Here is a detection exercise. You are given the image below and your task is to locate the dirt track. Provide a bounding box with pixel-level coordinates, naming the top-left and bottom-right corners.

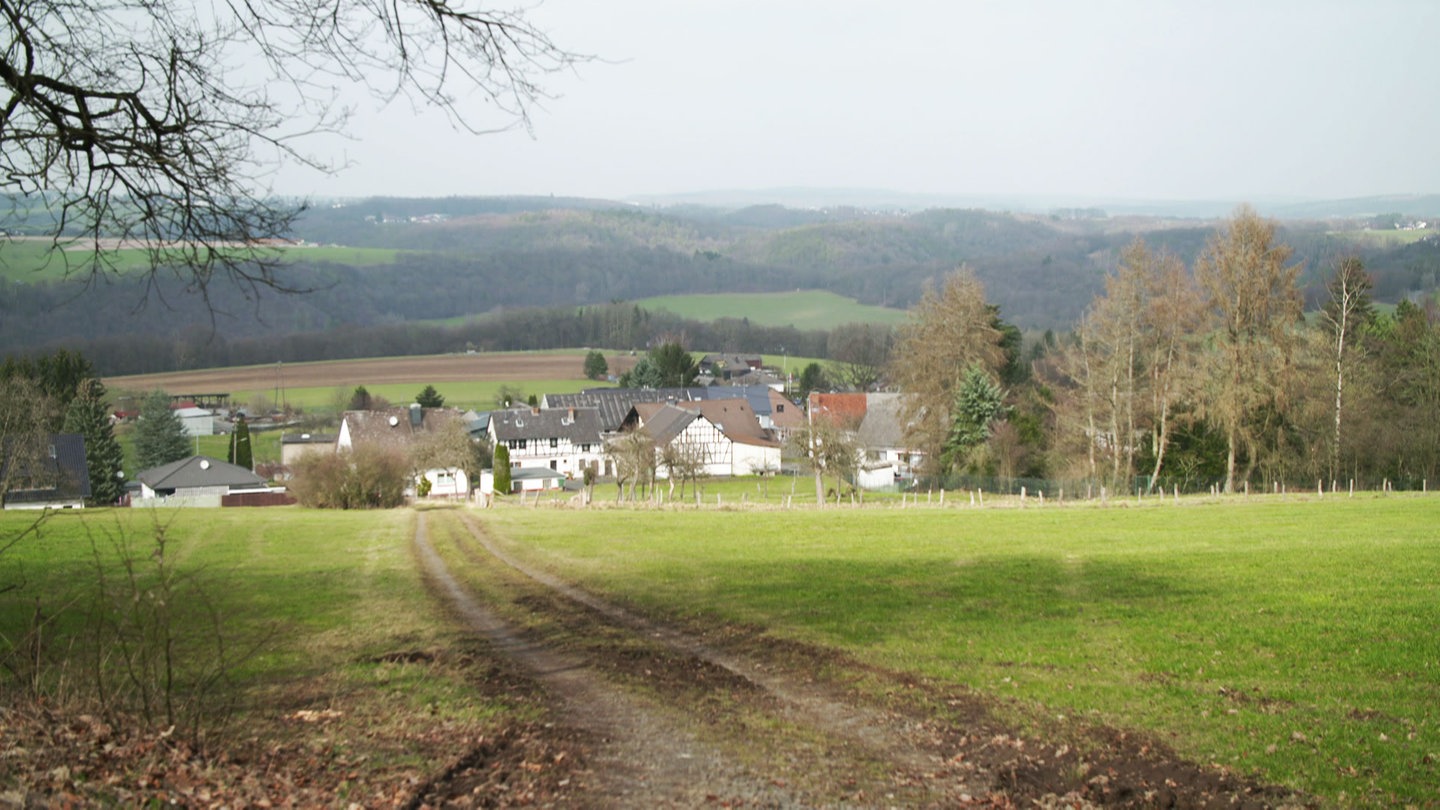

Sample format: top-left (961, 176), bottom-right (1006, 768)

top-left (103, 351), bottom-right (636, 393)
top-left (412, 507), bottom-right (1311, 808)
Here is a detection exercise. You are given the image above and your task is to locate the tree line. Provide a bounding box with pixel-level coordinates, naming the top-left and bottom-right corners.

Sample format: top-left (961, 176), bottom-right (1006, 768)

top-left (890, 206), bottom-right (1440, 493)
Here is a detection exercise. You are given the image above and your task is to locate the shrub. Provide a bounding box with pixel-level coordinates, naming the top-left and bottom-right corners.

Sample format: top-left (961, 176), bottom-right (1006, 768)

top-left (291, 447), bottom-right (409, 508)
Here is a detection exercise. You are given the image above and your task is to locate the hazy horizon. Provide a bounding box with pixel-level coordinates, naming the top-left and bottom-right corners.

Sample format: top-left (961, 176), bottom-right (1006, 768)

top-left (273, 1), bottom-right (1440, 205)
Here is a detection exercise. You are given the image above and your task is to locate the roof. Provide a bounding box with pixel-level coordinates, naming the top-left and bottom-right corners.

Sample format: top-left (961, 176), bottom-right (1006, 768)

top-left (136, 455), bottom-right (267, 490)
top-left (1, 433), bottom-right (91, 503)
top-left (856, 393), bottom-right (908, 449)
top-left (631, 398), bottom-right (779, 449)
top-left (340, 407), bottom-right (467, 451)
top-left (490, 407), bottom-right (604, 444)
top-left (544, 384), bottom-right (784, 432)
top-left (767, 390), bottom-right (806, 429)
top-left (543, 388), bottom-right (710, 432)
top-left (174, 407), bottom-right (212, 419)
top-left (808, 392), bottom-right (868, 429)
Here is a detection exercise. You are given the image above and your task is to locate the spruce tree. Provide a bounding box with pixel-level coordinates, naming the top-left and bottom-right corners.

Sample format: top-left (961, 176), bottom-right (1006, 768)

top-left (133, 390), bottom-right (192, 471)
top-left (61, 378), bottom-right (126, 504)
top-left (228, 415), bottom-right (253, 470)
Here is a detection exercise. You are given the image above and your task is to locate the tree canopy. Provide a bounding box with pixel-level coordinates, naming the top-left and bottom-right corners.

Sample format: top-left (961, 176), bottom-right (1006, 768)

top-left (2, 0), bottom-right (582, 297)
top-left (133, 390), bottom-right (191, 471)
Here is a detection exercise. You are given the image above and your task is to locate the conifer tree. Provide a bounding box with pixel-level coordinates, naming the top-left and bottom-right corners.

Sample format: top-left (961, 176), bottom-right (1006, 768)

top-left (228, 415), bottom-right (253, 471)
top-left (61, 378), bottom-right (126, 504)
top-left (134, 390), bottom-right (192, 471)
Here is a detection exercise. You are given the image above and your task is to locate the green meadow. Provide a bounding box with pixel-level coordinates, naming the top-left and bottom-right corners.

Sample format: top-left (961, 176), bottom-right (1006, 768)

top-left (0, 240), bottom-right (403, 283)
top-left (4, 497), bottom-right (1435, 805)
top-left (478, 496), bottom-right (1440, 806)
top-left (0, 508), bottom-right (530, 751)
top-left (634, 290), bottom-right (909, 331)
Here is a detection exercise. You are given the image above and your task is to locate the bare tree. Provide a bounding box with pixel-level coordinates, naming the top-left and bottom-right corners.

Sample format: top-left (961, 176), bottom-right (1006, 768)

top-left (827, 322), bottom-right (893, 391)
top-left (1321, 256), bottom-right (1374, 480)
top-left (659, 440), bottom-right (707, 503)
top-left (607, 428), bottom-right (654, 503)
top-left (1194, 206), bottom-right (1302, 493)
top-left (1, 0), bottom-right (582, 298)
top-left (888, 266), bottom-right (1005, 476)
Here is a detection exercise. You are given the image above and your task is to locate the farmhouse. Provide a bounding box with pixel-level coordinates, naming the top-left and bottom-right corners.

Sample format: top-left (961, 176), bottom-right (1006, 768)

top-left (624, 398), bottom-right (782, 477)
top-left (488, 406), bottom-right (604, 478)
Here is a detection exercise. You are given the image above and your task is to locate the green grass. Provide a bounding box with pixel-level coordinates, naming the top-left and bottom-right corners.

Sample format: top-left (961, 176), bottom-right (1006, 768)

top-left (0, 240), bottom-right (403, 283)
top-left (0, 508), bottom-right (526, 748)
top-left (255, 377), bottom-right (606, 412)
top-left (634, 290), bottom-right (909, 331)
top-left (477, 496), bottom-right (1440, 806)
top-left (1328, 229), bottom-right (1436, 247)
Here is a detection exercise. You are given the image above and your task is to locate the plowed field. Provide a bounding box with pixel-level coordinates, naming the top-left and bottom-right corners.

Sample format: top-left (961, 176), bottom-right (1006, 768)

top-left (105, 351), bottom-right (633, 393)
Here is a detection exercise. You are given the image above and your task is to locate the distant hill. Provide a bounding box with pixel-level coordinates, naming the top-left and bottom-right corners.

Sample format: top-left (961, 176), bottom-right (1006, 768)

top-left (5, 194), bottom-right (1439, 374)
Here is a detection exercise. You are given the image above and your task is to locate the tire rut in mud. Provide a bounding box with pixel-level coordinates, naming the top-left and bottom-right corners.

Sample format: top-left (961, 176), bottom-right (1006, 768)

top-left (419, 509), bottom-right (1315, 808)
top-left (413, 511), bottom-right (806, 807)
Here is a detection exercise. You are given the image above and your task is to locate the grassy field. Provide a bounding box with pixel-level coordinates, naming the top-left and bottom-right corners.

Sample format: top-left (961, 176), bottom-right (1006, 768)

top-left (0, 507), bottom-right (535, 801)
top-left (0, 240), bottom-right (403, 283)
top-left (634, 290), bottom-right (909, 331)
top-left (477, 496), bottom-right (1440, 806)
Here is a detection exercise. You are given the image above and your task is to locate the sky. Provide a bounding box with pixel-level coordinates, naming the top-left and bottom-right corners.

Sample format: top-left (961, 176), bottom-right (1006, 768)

top-left (273, 1), bottom-right (1440, 204)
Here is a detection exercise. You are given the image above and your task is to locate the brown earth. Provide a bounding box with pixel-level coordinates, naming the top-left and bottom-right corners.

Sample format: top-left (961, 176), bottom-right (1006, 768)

top-left (103, 351), bottom-right (637, 394)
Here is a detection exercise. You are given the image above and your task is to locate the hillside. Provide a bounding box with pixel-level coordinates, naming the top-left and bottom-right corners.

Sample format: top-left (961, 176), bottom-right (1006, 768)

top-left (3, 195), bottom-right (1439, 374)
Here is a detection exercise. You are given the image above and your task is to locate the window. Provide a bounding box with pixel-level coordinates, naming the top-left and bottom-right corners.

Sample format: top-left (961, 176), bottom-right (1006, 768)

top-left (549, 460), bottom-right (557, 470)
top-left (581, 443), bottom-right (591, 453)
top-left (549, 437), bottom-right (558, 449)
top-left (776, 403), bottom-right (784, 413)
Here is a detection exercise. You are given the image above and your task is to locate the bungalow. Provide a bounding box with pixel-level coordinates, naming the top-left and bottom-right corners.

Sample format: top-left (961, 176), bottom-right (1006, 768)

top-left (134, 455), bottom-right (273, 506)
top-left (1, 434), bottom-right (90, 510)
top-left (488, 406), bottom-right (605, 478)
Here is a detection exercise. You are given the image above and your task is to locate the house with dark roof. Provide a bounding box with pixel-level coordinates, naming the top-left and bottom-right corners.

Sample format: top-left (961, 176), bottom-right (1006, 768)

top-left (543, 384), bottom-right (795, 435)
top-left (337, 405), bottom-right (472, 498)
top-left (1, 433), bottom-right (91, 510)
top-left (488, 406), bottom-right (605, 478)
top-left (134, 455), bottom-right (271, 506)
top-left (625, 398), bottom-right (782, 477)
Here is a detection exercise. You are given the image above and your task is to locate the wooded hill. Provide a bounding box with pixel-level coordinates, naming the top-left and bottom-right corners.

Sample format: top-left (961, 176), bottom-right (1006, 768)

top-left (3, 196), bottom-right (1437, 375)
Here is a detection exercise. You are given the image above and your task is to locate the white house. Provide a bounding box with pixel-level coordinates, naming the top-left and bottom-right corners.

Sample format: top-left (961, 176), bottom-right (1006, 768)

top-left (488, 406), bottom-right (605, 478)
top-left (627, 399), bottom-right (782, 478)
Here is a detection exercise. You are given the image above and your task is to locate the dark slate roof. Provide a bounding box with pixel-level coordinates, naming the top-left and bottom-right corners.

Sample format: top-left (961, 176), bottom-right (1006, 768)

top-left (631, 403), bottom-right (699, 446)
top-left (632, 398), bottom-right (779, 449)
top-left (542, 388), bottom-right (709, 432)
top-left (136, 455), bottom-right (267, 490)
top-left (490, 407), bottom-right (604, 444)
top-left (1, 433), bottom-right (90, 503)
top-left (544, 385), bottom-right (781, 432)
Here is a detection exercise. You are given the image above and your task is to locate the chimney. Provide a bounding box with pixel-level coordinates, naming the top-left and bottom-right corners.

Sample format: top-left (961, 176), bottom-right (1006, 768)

top-left (409, 403), bottom-right (422, 428)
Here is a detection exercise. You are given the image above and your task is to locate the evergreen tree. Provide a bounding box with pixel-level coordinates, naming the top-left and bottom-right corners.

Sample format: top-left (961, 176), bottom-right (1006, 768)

top-left (493, 445), bottom-right (511, 494)
top-left (348, 385), bottom-right (373, 410)
top-left (61, 378), bottom-right (126, 504)
top-left (941, 365), bottom-right (1008, 473)
top-left (133, 390), bottom-right (191, 471)
top-left (583, 350), bottom-right (609, 381)
top-left (415, 384), bottom-right (445, 407)
top-left (228, 415), bottom-right (253, 470)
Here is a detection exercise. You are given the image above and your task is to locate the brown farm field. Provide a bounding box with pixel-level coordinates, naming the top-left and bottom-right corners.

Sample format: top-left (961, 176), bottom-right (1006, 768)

top-left (104, 351), bottom-right (638, 410)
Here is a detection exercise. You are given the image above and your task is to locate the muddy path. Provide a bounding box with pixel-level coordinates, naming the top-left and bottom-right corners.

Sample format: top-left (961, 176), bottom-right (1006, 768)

top-left (413, 509), bottom-right (1311, 808)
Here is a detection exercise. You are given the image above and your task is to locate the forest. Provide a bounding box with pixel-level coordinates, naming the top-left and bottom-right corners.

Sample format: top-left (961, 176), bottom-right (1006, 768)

top-left (3, 196), bottom-right (1439, 376)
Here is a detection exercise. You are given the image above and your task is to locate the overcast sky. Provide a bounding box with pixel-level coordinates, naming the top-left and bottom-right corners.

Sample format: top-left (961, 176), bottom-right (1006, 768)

top-left (274, 1), bottom-right (1440, 204)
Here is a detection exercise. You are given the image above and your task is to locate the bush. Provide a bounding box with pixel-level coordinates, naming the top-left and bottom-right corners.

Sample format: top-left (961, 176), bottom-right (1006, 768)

top-left (291, 447), bottom-right (409, 508)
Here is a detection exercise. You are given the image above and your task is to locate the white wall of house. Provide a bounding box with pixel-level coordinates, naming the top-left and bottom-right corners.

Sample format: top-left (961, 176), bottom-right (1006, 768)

top-left (732, 440), bottom-right (782, 477)
top-left (497, 434), bottom-right (603, 477)
top-left (421, 467), bottom-right (469, 498)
